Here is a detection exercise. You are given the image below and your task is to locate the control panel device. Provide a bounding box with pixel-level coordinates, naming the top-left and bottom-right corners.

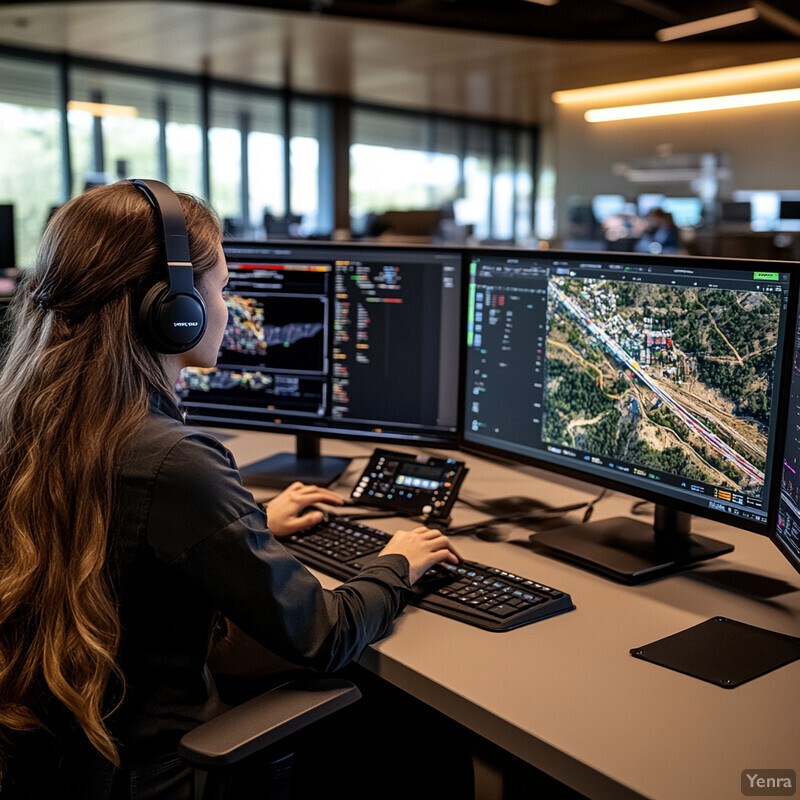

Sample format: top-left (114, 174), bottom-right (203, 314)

top-left (351, 448), bottom-right (467, 520)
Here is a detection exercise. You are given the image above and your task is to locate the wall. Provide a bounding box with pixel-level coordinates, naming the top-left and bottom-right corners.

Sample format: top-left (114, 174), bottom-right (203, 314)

top-left (551, 77), bottom-right (800, 240)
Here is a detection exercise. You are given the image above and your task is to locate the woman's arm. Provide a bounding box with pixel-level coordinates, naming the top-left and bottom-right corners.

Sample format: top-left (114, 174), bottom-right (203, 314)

top-left (146, 432), bottom-right (415, 672)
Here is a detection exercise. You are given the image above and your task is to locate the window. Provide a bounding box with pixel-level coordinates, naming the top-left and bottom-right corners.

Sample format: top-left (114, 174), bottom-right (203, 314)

top-left (0, 48), bottom-right (538, 260)
top-left (351, 108), bottom-right (535, 243)
top-left (515, 130), bottom-right (534, 241)
top-left (0, 54), bottom-right (63, 267)
top-left (209, 88), bottom-right (285, 235)
top-left (463, 125), bottom-right (492, 240)
top-left (68, 69), bottom-right (203, 197)
top-left (164, 88), bottom-right (204, 197)
top-left (350, 109), bottom-right (461, 233)
top-left (291, 99), bottom-right (324, 235)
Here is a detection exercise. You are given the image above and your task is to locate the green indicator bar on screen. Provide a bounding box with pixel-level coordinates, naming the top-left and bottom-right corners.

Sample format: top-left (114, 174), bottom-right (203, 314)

top-left (754, 271), bottom-right (779, 280)
top-left (467, 283), bottom-right (477, 347)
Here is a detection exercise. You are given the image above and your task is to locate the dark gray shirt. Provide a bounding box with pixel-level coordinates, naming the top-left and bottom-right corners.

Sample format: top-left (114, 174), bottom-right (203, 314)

top-left (112, 394), bottom-right (412, 762)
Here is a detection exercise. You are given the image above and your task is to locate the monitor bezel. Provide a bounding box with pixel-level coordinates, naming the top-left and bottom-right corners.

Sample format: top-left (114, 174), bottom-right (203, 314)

top-left (458, 245), bottom-right (799, 536)
top-left (186, 238), bottom-right (468, 450)
top-left (765, 260), bottom-right (800, 573)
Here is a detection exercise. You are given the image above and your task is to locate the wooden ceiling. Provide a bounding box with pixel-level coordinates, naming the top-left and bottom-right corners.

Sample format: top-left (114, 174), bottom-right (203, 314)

top-left (0, 1), bottom-right (798, 124)
top-left (229, 0), bottom-right (800, 42)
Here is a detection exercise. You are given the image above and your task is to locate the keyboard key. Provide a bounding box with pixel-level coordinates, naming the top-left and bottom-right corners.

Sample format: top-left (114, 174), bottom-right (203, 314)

top-left (488, 604), bottom-right (516, 617)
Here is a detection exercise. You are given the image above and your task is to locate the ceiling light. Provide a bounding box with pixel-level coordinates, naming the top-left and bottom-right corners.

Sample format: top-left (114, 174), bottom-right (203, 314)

top-left (584, 87), bottom-right (800, 122)
top-left (66, 100), bottom-right (138, 118)
top-left (656, 8), bottom-right (759, 42)
top-left (522, 0), bottom-right (560, 5)
top-left (551, 57), bottom-right (800, 105)
top-left (753, 1), bottom-right (800, 36)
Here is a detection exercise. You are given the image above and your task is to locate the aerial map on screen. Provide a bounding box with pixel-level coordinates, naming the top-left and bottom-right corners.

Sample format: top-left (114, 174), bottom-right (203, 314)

top-left (544, 275), bottom-right (779, 496)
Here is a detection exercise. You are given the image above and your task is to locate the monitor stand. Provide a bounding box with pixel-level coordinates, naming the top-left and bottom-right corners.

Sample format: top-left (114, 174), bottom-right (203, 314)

top-left (530, 505), bottom-right (733, 584)
top-left (239, 433), bottom-right (351, 490)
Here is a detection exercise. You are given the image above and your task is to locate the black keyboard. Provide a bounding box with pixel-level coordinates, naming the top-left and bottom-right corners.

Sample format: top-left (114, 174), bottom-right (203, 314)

top-left (283, 517), bottom-right (574, 631)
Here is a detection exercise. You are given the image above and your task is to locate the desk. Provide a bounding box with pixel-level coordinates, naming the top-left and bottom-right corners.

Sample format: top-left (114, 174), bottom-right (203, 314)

top-left (218, 429), bottom-right (800, 800)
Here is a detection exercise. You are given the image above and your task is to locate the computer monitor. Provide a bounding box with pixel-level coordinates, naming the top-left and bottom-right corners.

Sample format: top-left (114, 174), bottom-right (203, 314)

top-left (779, 200), bottom-right (800, 221)
top-left (0, 205), bottom-right (15, 271)
top-left (177, 241), bottom-right (464, 487)
top-left (719, 201), bottom-right (752, 224)
top-left (637, 195), bottom-right (703, 229)
top-left (769, 287), bottom-right (800, 576)
top-left (592, 195), bottom-right (627, 222)
top-left (636, 194), bottom-right (664, 218)
top-left (461, 247), bottom-right (795, 583)
top-left (660, 197), bottom-right (704, 229)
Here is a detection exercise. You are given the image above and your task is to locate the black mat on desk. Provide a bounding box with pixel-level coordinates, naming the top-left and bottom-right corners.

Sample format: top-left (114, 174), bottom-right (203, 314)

top-left (631, 617), bottom-right (800, 688)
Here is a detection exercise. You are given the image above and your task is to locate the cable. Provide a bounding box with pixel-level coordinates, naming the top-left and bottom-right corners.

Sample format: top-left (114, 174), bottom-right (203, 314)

top-left (581, 488), bottom-right (608, 523)
top-left (446, 488), bottom-right (610, 538)
top-left (456, 495), bottom-right (506, 512)
top-left (444, 502), bottom-right (584, 536)
top-left (455, 494), bottom-right (554, 513)
top-left (630, 499), bottom-right (654, 517)
top-left (448, 509), bottom-right (545, 533)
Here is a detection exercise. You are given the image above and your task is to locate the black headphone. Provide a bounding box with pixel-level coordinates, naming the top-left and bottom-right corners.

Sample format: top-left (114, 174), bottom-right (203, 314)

top-left (130, 178), bottom-right (207, 354)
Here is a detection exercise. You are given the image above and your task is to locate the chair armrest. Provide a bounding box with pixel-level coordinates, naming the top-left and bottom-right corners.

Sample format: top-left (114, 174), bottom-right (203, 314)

top-left (177, 677), bottom-right (361, 768)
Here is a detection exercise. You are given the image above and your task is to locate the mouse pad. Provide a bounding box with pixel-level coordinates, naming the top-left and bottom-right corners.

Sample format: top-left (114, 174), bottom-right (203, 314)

top-left (631, 616), bottom-right (800, 688)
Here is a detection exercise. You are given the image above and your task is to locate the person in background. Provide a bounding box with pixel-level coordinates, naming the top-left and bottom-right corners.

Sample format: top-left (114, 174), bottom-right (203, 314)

top-left (634, 207), bottom-right (680, 254)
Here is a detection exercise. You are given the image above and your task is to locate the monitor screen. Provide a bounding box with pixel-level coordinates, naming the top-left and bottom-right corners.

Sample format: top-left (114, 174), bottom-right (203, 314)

top-left (779, 200), bottom-right (800, 221)
top-left (719, 201), bottom-right (752, 223)
top-left (462, 248), bottom-right (794, 581)
top-left (660, 197), bottom-right (704, 229)
top-left (771, 291), bottom-right (800, 575)
top-left (592, 195), bottom-right (627, 222)
top-left (0, 205), bottom-right (15, 271)
top-left (178, 241), bottom-right (463, 487)
top-left (637, 194), bottom-right (664, 217)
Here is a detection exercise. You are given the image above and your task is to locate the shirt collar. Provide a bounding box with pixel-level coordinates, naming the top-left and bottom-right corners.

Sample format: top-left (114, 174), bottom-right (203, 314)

top-left (149, 393), bottom-right (186, 424)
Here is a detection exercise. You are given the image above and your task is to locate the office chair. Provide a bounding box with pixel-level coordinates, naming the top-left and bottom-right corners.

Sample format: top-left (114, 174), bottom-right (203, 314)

top-left (178, 675), bottom-right (361, 800)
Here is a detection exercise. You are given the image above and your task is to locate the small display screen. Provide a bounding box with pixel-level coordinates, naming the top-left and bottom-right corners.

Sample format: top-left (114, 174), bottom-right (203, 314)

top-left (395, 462), bottom-right (449, 490)
top-left (351, 449), bottom-right (467, 519)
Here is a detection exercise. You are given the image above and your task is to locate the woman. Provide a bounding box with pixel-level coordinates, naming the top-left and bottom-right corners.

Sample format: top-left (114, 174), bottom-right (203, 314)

top-left (0, 181), bottom-right (458, 798)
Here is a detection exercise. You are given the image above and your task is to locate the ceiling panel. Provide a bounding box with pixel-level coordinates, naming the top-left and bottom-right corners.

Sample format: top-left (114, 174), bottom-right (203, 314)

top-left (181, 0), bottom-right (800, 43)
top-left (0, 1), bottom-right (798, 123)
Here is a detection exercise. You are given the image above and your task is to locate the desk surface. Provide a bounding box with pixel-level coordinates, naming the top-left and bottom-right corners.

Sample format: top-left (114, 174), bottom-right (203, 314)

top-left (218, 429), bottom-right (800, 800)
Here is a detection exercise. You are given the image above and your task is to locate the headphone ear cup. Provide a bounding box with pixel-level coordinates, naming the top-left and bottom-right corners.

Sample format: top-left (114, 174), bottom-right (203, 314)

top-left (139, 281), bottom-right (207, 354)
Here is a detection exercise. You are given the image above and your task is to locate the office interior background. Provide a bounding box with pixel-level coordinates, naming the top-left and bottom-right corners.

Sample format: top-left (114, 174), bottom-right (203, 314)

top-left (1, 0), bottom-right (800, 274)
top-left (1, 5), bottom-right (800, 798)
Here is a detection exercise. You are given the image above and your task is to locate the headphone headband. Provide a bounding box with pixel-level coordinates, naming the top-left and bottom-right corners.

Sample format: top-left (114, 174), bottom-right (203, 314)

top-left (131, 179), bottom-right (195, 295)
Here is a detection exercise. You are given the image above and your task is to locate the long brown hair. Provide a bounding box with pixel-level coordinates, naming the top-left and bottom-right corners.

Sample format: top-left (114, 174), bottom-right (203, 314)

top-left (0, 182), bottom-right (222, 767)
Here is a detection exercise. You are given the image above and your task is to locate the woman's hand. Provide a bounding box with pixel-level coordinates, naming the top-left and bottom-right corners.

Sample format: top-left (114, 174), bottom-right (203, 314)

top-left (265, 481), bottom-right (345, 537)
top-left (379, 526), bottom-right (460, 585)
